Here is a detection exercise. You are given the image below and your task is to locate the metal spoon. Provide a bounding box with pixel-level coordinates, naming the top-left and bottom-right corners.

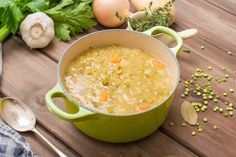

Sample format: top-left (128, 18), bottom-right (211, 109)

top-left (0, 43), bottom-right (3, 84)
top-left (0, 97), bottom-right (67, 157)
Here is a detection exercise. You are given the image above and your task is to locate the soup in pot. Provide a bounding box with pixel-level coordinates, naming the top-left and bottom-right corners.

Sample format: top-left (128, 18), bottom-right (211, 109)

top-left (64, 45), bottom-right (172, 115)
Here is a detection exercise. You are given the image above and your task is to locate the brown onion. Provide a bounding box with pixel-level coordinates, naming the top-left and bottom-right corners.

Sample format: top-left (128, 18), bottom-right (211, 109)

top-left (93, 0), bottom-right (130, 28)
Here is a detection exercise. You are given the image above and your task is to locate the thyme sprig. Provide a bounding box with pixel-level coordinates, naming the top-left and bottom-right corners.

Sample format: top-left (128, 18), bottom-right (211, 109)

top-left (117, 0), bottom-right (174, 32)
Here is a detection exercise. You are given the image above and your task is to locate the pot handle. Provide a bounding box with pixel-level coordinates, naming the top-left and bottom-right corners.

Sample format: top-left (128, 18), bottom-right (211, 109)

top-left (45, 83), bottom-right (95, 122)
top-left (143, 26), bottom-right (183, 56)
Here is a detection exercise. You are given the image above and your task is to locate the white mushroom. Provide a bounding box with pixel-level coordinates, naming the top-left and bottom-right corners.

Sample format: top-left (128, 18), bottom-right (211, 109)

top-left (20, 12), bottom-right (55, 49)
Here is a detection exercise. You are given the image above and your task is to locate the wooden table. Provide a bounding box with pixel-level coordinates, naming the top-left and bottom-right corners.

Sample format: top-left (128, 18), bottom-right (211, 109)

top-left (1, 0), bottom-right (235, 156)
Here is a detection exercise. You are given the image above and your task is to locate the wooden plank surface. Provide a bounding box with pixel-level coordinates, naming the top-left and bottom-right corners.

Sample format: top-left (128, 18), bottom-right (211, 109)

top-left (1, 0), bottom-right (235, 156)
top-left (1, 37), bottom-right (197, 157)
top-left (0, 115), bottom-right (78, 157)
top-left (160, 37), bottom-right (236, 156)
top-left (38, 0), bottom-right (236, 155)
top-left (175, 0), bottom-right (236, 53)
top-left (204, 0), bottom-right (236, 15)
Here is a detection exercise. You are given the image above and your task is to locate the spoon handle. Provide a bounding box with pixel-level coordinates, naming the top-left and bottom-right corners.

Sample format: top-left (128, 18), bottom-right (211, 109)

top-left (31, 127), bottom-right (68, 157)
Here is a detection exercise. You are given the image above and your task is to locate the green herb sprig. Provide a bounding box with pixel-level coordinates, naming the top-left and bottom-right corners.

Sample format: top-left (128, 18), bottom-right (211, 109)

top-left (117, 0), bottom-right (174, 32)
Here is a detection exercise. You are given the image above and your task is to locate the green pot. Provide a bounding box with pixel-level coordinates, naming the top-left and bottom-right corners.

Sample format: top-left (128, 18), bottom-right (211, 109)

top-left (45, 26), bottom-right (183, 143)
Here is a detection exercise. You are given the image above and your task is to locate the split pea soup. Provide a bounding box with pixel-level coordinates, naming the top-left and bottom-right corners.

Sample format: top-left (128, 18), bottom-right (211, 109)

top-left (64, 45), bottom-right (172, 115)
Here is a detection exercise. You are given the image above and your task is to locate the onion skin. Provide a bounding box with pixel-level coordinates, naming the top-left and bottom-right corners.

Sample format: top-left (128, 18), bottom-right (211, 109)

top-left (93, 0), bottom-right (130, 28)
top-left (130, 0), bottom-right (176, 26)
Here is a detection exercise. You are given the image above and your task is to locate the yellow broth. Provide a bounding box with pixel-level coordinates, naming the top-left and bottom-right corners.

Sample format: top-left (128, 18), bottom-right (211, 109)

top-left (64, 45), bottom-right (172, 115)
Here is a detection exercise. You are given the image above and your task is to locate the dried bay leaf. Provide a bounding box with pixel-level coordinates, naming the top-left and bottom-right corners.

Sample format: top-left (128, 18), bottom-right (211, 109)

top-left (181, 101), bottom-right (198, 125)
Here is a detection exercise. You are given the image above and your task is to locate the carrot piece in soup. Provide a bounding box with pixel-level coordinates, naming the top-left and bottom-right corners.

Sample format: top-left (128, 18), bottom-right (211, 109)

top-left (137, 103), bottom-right (150, 111)
top-left (111, 55), bottom-right (121, 64)
top-left (100, 91), bottom-right (109, 101)
top-left (153, 60), bottom-right (165, 69)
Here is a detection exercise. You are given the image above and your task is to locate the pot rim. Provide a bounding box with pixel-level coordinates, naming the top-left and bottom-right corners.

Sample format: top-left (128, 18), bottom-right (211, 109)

top-left (57, 29), bottom-right (180, 117)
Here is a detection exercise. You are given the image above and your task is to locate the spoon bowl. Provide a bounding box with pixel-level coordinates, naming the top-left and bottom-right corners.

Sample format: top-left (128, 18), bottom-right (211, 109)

top-left (1, 97), bottom-right (35, 132)
top-left (0, 97), bottom-right (67, 157)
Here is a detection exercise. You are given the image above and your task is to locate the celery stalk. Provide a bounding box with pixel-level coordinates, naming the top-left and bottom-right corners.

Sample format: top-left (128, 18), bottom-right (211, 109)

top-left (0, 25), bottom-right (10, 43)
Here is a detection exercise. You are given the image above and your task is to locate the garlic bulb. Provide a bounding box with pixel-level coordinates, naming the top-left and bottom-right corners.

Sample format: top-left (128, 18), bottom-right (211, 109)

top-left (20, 12), bottom-right (55, 49)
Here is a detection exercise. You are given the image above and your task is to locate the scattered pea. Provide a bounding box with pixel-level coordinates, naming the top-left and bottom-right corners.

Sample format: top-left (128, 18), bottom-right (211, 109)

top-left (184, 91), bottom-right (189, 96)
top-left (222, 78), bottom-right (227, 82)
top-left (181, 94), bottom-right (185, 98)
top-left (182, 122), bottom-right (186, 127)
top-left (229, 88), bottom-right (234, 93)
top-left (213, 99), bottom-right (218, 103)
top-left (227, 51), bottom-right (232, 55)
top-left (203, 74), bottom-right (208, 78)
top-left (213, 125), bottom-right (218, 130)
top-left (183, 49), bottom-right (191, 53)
top-left (223, 93), bottom-right (227, 97)
top-left (219, 108), bottom-right (223, 113)
top-left (225, 74), bottom-right (229, 78)
top-left (204, 101), bottom-right (208, 105)
top-left (208, 66), bottom-right (212, 70)
top-left (196, 68), bottom-right (201, 72)
top-left (210, 92), bottom-right (215, 96)
top-left (169, 122), bottom-right (174, 126)
top-left (229, 111), bottom-right (233, 116)
top-left (197, 92), bottom-right (202, 96)
top-left (224, 112), bottom-right (229, 117)
top-left (207, 77), bottom-right (212, 81)
top-left (203, 118), bottom-right (208, 123)
top-left (221, 67), bottom-right (226, 71)
top-left (198, 127), bottom-right (203, 133)
top-left (217, 79), bottom-right (223, 83)
top-left (226, 107), bottom-right (233, 111)
top-left (208, 95), bottom-right (213, 100)
top-left (192, 131), bottom-right (197, 136)
top-left (213, 108), bottom-right (217, 112)
top-left (200, 46), bottom-right (205, 49)
top-left (185, 81), bottom-right (190, 85)
top-left (228, 103), bottom-right (233, 107)
top-left (201, 107), bottom-right (206, 112)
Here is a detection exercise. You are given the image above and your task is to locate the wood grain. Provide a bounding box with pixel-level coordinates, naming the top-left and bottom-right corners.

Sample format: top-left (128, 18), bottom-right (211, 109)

top-left (159, 33), bottom-right (236, 156)
top-left (175, 0), bottom-right (236, 53)
top-left (21, 124), bottom-right (79, 157)
top-left (204, 0), bottom-right (236, 15)
top-left (1, 37), bottom-right (197, 157)
top-left (1, 0), bottom-right (236, 156)
top-left (37, 15), bottom-right (236, 157)
top-left (0, 116), bottom-right (78, 157)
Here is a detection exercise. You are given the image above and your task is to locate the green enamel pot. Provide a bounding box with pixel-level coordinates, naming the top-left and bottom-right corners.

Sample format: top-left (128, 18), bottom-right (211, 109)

top-left (45, 26), bottom-right (183, 143)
